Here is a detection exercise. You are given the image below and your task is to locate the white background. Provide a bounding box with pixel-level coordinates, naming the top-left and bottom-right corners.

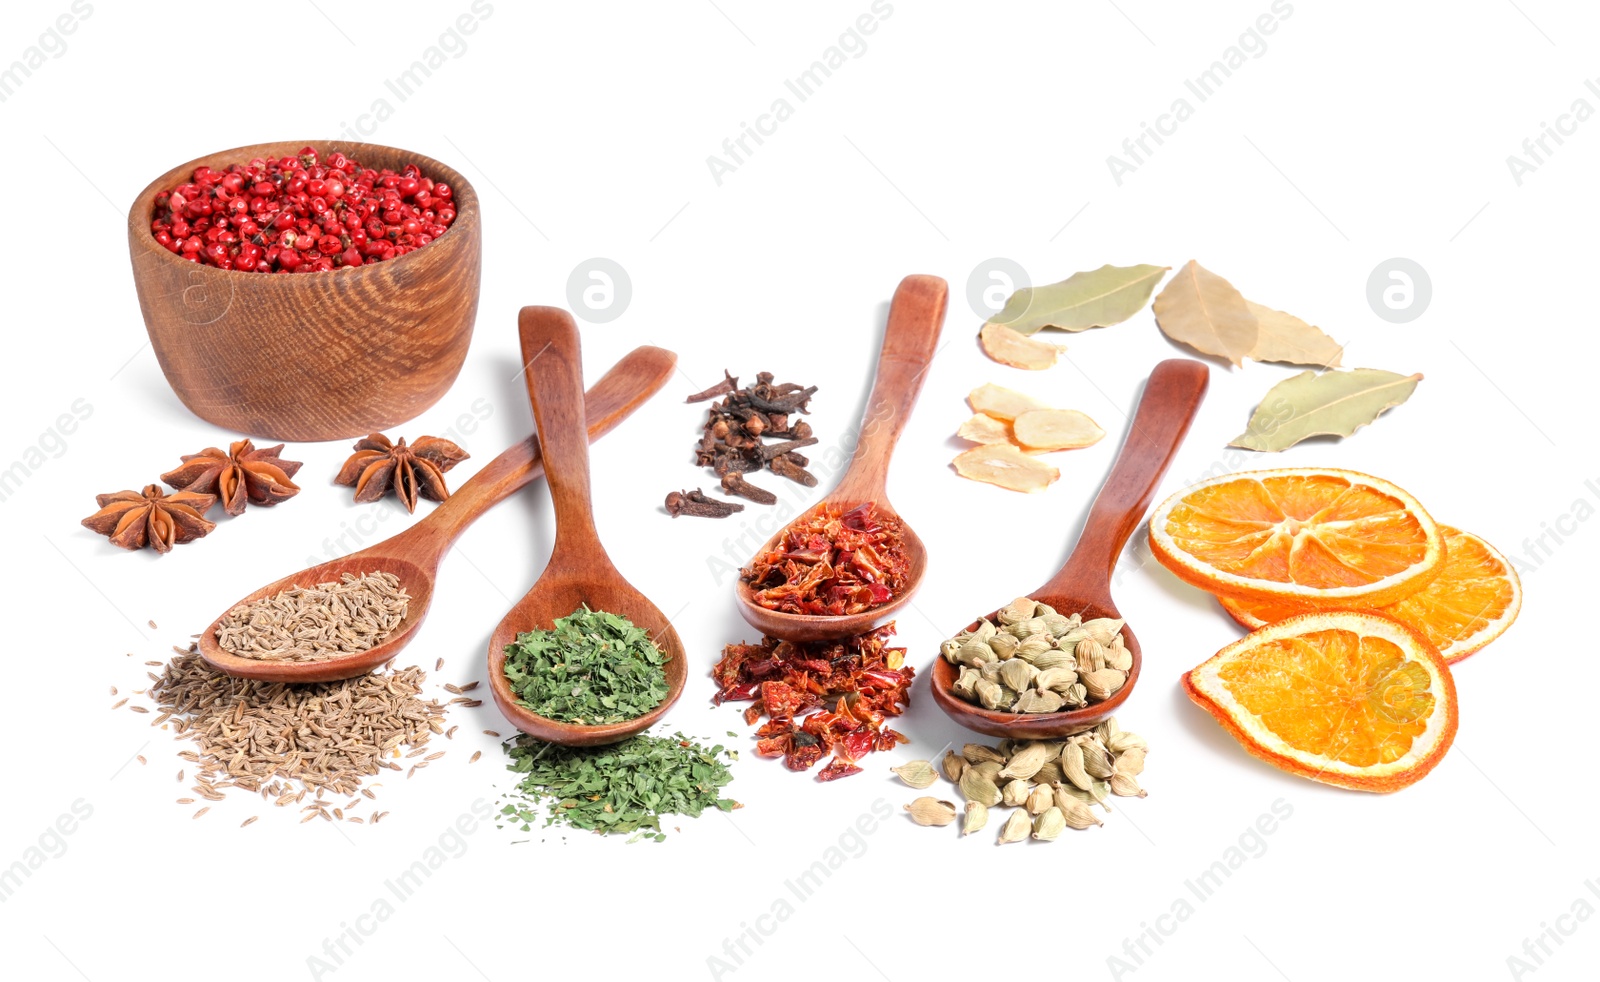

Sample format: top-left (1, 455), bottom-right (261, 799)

top-left (1, 2), bottom-right (1596, 980)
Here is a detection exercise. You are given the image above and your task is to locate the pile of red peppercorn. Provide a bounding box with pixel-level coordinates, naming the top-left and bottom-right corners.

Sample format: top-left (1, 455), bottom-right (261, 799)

top-left (149, 146), bottom-right (458, 273)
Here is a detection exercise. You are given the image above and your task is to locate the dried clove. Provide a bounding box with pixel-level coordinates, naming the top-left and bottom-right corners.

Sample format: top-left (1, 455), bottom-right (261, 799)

top-left (758, 437), bottom-right (819, 461)
top-left (686, 371), bottom-right (739, 404)
top-left (713, 451), bottom-right (762, 476)
top-left (747, 386), bottom-right (818, 414)
top-left (679, 370), bottom-right (822, 509)
top-left (720, 472), bottom-right (778, 505)
top-left (769, 453), bottom-right (817, 487)
top-left (665, 488), bottom-right (745, 519)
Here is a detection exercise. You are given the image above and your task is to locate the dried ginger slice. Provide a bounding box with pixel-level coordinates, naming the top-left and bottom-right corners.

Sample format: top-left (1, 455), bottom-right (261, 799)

top-left (1013, 409), bottom-right (1105, 451)
top-left (967, 383), bottom-right (1048, 422)
top-left (957, 413), bottom-right (1014, 446)
top-left (979, 323), bottom-right (1064, 370)
top-left (952, 445), bottom-right (1060, 493)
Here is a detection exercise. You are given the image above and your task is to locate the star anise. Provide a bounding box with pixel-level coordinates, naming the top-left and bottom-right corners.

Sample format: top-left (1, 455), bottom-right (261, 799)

top-left (160, 439), bottom-right (302, 516)
top-left (82, 485), bottom-right (217, 553)
top-left (334, 433), bottom-right (470, 513)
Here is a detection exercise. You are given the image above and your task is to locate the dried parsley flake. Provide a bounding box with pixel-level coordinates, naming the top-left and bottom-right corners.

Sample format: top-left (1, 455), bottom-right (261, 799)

top-left (500, 732), bottom-right (739, 839)
top-left (501, 605), bottom-right (668, 725)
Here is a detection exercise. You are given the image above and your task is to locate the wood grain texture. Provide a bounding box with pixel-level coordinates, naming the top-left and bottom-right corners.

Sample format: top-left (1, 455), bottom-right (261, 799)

top-left (485, 308), bottom-right (687, 746)
top-left (734, 274), bottom-right (947, 643)
top-left (195, 345), bottom-right (677, 683)
top-left (126, 140), bottom-right (482, 441)
top-left (930, 359), bottom-right (1209, 738)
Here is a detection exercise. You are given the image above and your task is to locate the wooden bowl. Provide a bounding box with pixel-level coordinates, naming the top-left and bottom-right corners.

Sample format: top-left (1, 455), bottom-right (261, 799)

top-left (126, 140), bottom-right (481, 442)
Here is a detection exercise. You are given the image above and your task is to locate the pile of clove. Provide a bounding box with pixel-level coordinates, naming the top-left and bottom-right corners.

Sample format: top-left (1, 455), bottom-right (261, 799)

top-left (665, 371), bottom-right (820, 519)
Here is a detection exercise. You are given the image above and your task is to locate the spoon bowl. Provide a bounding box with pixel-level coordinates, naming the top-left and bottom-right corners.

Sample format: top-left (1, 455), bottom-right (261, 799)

top-left (486, 569), bottom-right (689, 747)
top-left (929, 359), bottom-right (1209, 738)
top-left (485, 307), bottom-right (686, 746)
top-left (930, 598), bottom-right (1143, 739)
top-left (193, 343), bottom-right (678, 683)
top-left (734, 274), bottom-right (947, 643)
top-left (734, 501), bottom-right (929, 644)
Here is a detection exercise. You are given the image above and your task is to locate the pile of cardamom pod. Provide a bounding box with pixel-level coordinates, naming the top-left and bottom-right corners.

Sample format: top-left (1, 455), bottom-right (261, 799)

top-left (896, 718), bottom-right (1147, 844)
top-left (941, 596), bottom-right (1132, 714)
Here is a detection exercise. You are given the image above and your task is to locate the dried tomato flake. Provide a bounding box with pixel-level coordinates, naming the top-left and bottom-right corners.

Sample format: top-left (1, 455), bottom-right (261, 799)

top-left (817, 758), bottom-right (863, 781)
top-left (738, 502), bottom-right (909, 616)
top-left (713, 623), bottom-right (914, 781)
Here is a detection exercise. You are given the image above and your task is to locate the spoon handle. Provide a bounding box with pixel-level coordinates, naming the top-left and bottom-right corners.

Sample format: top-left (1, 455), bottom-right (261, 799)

top-left (416, 343), bottom-right (676, 563)
top-left (832, 274), bottom-right (949, 503)
top-left (517, 306), bottom-right (610, 575)
top-left (1043, 359), bottom-right (1209, 603)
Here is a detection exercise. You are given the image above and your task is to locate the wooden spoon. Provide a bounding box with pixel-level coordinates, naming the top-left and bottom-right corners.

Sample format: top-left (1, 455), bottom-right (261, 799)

top-left (195, 344), bottom-right (677, 683)
top-left (734, 274), bottom-right (948, 643)
top-left (930, 358), bottom-right (1210, 739)
top-left (486, 308), bottom-right (688, 746)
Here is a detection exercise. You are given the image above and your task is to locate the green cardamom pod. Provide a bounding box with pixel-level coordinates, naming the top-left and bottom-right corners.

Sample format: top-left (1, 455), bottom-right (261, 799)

top-left (1040, 613), bottom-right (1073, 637)
top-left (1081, 617), bottom-right (1125, 646)
top-left (957, 639), bottom-right (996, 668)
top-left (1013, 689), bottom-right (1064, 713)
top-left (1053, 791), bottom-right (1102, 830)
top-left (1061, 742), bottom-right (1093, 791)
top-left (940, 749), bottom-right (967, 784)
top-left (1001, 778), bottom-right (1032, 807)
top-left (997, 597), bottom-right (1035, 625)
top-left (1109, 772), bottom-right (1147, 798)
top-left (1025, 784), bottom-right (1055, 815)
top-left (996, 808), bottom-right (1031, 845)
top-left (1082, 668), bottom-right (1127, 702)
top-left (962, 800), bottom-right (988, 836)
top-left (1032, 806), bottom-right (1068, 841)
top-left (1034, 667), bottom-right (1077, 692)
top-left (892, 760), bottom-right (939, 789)
top-left (1107, 730), bottom-right (1147, 755)
top-left (963, 743), bottom-right (1005, 765)
top-left (1115, 748), bottom-right (1145, 777)
top-left (974, 679), bottom-right (1006, 711)
top-left (1000, 743), bottom-right (1051, 780)
top-left (1027, 650), bottom-right (1073, 672)
top-left (998, 659), bottom-right (1035, 692)
top-left (1105, 639), bottom-right (1133, 672)
top-left (987, 633), bottom-right (1020, 660)
top-left (905, 797), bottom-right (959, 826)
top-left (1079, 738), bottom-right (1115, 779)
top-left (1032, 760), bottom-right (1064, 787)
top-left (959, 769), bottom-right (1002, 807)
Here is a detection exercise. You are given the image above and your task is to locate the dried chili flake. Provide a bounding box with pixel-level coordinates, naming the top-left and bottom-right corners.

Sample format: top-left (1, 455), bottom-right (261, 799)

top-left (712, 623), bottom-right (913, 780)
top-left (739, 502), bottom-right (909, 616)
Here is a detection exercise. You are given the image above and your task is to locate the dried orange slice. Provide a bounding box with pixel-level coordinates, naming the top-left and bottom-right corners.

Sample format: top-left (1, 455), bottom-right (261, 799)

top-left (1220, 526), bottom-right (1521, 664)
top-left (1148, 468), bottom-right (1444, 607)
top-left (1183, 611), bottom-right (1457, 792)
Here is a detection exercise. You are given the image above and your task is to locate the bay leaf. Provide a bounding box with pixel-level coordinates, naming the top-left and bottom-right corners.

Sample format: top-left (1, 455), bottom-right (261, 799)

top-left (1152, 260), bottom-right (1258, 366)
top-left (1245, 301), bottom-right (1343, 368)
top-left (986, 264), bottom-right (1169, 335)
top-left (1230, 368), bottom-right (1423, 451)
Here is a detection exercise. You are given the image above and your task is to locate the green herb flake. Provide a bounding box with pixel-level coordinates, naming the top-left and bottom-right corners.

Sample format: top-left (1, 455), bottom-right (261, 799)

top-left (500, 605), bottom-right (669, 725)
top-left (500, 731), bottom-right (739, 838)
